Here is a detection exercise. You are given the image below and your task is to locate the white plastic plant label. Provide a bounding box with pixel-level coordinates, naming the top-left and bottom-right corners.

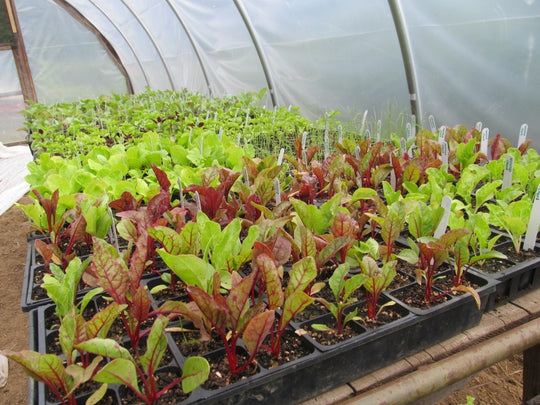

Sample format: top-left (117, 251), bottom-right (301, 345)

top-left (0, 354), bottom-right (7, 388)
top-left (390, 155), bottom-right (396, 190)
top-left (355, 145), bottom-right (360, 160)
top-left (365, 129), bottom-right (371, 141)
top-left (302, 131), bottom-right (307, 151)
top-left (194, 191), bottom-right (201, 214)
top-left (245, 108), bottom-right (250, 126)
top-left (434, 196), bottom-right (452, 238)
top-left (438, 126), bottom-right (446, 142)
top-left (502, 154), bottom-right (514, 190)
top-left (440, 140), bottom-right (449, 172)
top-left (523, 185), bottom-right (540, 251)
top-left (277, 148), bottom-right (284, 166)
top-left (406, 122), bottom-right (412, 140)
top-left (324, 124), bottom-right (329, 159)
top-left (338, 125), bottom-right (343, 145)
top-left (480, 128), bottom-right (489, 156)
top-left (428, 115), bottom-right (436, 134)
top-left (243, 167), bottom-right (250, 187)
top-left (218, 127), bottom-right (223, 141)
top-left (274, 178), bottom-right (281, 205)
top-left (518, 123), bottom-right (528, 148)
top-left (360, 110), bottom-right (368, 134)
top-left (475, 121), bottom-right (483, 131)
top-left (178, 179), bottom-right (185, 208)
top-left (401, 138), bottom-right (407, 158)
top-left (376, 120), bottom-right (382, 142)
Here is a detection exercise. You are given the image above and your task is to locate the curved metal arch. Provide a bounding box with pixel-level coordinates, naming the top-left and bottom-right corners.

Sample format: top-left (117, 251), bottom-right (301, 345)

top-left (164, 0), bottom-right (213, 97)
top-left (119, 0), bottom-right (174, 89)
top-left (388, 0), bottom-right (422, 122)
top-left (86, 0), bottom-right (151, 88)
top-left (232, 0), bottom-right (277, 107)
top-left (55, 0), bottom-right (133, 93)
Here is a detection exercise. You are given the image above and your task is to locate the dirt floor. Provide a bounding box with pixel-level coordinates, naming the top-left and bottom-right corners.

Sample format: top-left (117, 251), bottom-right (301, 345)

top-left (0, 195), bottom-right (527, 405)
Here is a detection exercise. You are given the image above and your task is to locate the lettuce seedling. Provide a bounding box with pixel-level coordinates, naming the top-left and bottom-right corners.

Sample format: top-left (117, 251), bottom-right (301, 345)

top-left (486, 199), bottom-right (533, 254)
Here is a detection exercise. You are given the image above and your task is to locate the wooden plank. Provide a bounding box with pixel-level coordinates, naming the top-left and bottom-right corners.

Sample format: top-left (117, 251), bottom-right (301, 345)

top-left (348, 359), bottom-right (411, 393)
top-left (489, 303), bottom-right (531, 329)
top-left (301, 384), bottom-right (354, 405)
top-left (513, 289), bottom-right (540, 317)
top-left (462, 312), bottom-right (508, 342)
top-left (405, 350), bottom-right (434, 369)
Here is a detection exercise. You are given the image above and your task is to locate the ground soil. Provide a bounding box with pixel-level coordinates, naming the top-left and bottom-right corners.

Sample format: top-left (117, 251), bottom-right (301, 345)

top-left (0, 196), bottom-right (527, 404)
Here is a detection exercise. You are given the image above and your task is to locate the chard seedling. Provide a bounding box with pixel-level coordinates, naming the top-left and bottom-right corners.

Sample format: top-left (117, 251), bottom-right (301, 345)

top-left (289, 192), bottom-right (343, 235)
top-left (366, 199), bottom-right (409, 263)
top-left (398, 229), bottom-right (470, 303)
top-left (312, 263), bottom-right (367, 335)
top-left (78, 316), bottom-right (210, 405)
top-left (361, 256), bottom-right (397, 321)
top-left (255, 247), bottom-right (322, 356)
top-left (290, 223), bottom-right (353, 276)
top-left (451, 238), bottom-right (503, 308)
top-left (188, 272), bottom-right (275, 375)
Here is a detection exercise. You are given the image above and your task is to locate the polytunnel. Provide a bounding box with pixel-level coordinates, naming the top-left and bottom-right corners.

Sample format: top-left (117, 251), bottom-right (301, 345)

top-left (2, 2), bottom-right (540, 405)
top-left (1, 0), bottom-right (539, 149)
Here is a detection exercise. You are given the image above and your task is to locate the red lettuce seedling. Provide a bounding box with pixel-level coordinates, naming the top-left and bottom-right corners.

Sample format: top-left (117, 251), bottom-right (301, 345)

top-left (183, 167), bottom-right (241, 226)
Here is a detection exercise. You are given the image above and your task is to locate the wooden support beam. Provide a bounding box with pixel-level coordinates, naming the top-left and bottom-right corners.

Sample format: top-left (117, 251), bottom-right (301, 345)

top-left (523, 343), bottom-right (540, 402)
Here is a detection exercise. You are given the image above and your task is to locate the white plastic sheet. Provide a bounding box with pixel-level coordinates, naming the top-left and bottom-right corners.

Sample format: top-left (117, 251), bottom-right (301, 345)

top-left (0, 143), bottom-right (32, 217)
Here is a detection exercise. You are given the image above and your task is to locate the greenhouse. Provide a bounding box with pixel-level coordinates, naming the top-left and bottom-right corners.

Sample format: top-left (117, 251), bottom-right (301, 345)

top-left (0, 1), bottom-right (539, 404)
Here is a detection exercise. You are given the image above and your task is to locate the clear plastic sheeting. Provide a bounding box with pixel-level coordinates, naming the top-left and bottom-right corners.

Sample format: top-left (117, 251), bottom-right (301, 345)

top-left (0, 143), bottom-right (32, 217)
top-left (14, 0), bottom-right (128, 103)
top-left (169, 0), bottom-right (269, 99)
top-left (402, 0), bottom-right (540, 149)
top-left (241, 0), bottom-right (410, 120)
top-left (0, 50), bottom-right (21, 97)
